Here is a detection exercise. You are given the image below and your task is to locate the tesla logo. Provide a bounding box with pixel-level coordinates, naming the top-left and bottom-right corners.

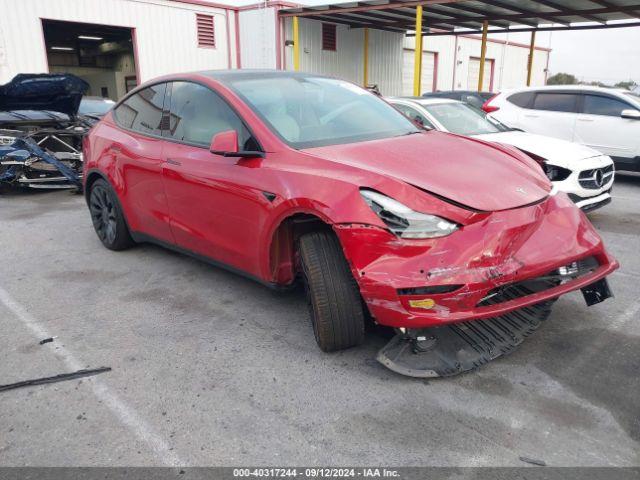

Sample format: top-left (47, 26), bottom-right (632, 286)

top-left (515, 187), bottom-right (527, 195)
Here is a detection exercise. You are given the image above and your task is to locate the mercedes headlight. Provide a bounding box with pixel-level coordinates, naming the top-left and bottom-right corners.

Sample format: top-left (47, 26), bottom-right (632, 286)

top-left (360, 190), bottom-right (458, 239)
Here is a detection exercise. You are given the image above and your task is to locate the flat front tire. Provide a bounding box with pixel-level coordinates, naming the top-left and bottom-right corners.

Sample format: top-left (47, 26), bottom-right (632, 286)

top-left (88, 179), bottom-right (134, 251)
top-left (299, 231), bottom-right (365, 352)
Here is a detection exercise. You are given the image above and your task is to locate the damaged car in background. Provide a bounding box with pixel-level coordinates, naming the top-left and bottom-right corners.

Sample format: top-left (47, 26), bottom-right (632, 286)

top-left (0, 74), bottom-right (91, 191)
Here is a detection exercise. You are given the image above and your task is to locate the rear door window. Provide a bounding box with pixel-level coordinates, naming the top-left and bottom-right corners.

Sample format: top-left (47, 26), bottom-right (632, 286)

top-left (532, 93), bottom-right (579, 113)
top-left (165, 81), bottom-right (255, 149)
top-left (583, 94), bottom-right (634, 117)
top-left (114, 83), bottom-right (166, 136)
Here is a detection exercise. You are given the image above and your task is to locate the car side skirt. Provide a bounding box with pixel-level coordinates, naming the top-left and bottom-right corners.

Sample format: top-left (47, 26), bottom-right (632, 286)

top-left (130, 231), bottom-right (286, 291)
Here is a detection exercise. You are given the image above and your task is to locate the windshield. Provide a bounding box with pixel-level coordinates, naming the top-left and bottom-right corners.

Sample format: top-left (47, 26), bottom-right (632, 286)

top-left (420, 101), bottom-right (509, 135)
top-left (79, 98), bottom-right (115, 115)
top-left (228, 76), bottom-right (419, 148)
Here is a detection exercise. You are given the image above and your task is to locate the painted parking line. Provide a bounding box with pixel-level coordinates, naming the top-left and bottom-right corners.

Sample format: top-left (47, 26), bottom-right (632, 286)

top-left (608, 300), bottom-right (640, 331)
top-left (0, 285), bottom-right (185, 467)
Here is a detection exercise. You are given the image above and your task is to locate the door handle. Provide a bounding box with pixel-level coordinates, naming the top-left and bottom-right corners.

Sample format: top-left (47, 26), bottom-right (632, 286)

top-left (166, 158), bottom-right (182, 166)
top-left (524, 114), bottom-right (540, 118)
top-left (577, 118), bottom-right (594, 122)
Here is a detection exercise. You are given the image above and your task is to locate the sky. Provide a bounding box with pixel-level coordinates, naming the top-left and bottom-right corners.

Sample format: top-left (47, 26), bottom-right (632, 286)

top-left (492, 26), bottom-right (640, 84)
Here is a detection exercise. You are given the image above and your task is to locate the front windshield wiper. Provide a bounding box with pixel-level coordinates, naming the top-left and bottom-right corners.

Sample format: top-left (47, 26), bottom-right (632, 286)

top-left (401, 130), bottom-right (425, 136)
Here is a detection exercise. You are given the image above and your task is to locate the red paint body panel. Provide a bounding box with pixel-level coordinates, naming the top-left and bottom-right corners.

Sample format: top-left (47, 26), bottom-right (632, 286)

top-left (305, 131), bottom-right (551, 212)
top-left (89, 119), bottom-right (174, 244)
top-left (161, 140), bottom-right (276, 277)
top-left (83, 71), bottom-right (618, 329)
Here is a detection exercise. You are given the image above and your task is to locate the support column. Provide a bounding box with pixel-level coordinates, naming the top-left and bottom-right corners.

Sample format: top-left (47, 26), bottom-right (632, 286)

top-left (527, 31), bottom-right (536, 86)
top-left (363, 28), bottom-right (369, 87)
top-left (477, 20), bottom-right (488, 92)
top-left (413, 5), bottom-right (423, 96)
top-left (293, 16), bottom-right (300, 71)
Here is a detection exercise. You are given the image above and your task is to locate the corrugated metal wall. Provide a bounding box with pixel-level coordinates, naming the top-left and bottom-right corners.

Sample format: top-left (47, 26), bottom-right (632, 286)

top-left (283, 17), bottom-right (404, 96)
top-left (0, 1), bottom-right (551, 94)
top-left (404, 35), bottom-right (549, 92)
top-left (239, 7), bottom-right (277, 69)
top-left (280, 15), bottom-right (548, 96)
top-left (0, 0), bottom-right (235, 85)
top-left (368, 28), bottom-right (404, 96)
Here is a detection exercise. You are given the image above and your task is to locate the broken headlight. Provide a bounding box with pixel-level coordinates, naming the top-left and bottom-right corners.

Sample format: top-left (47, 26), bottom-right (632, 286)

top-left (522, 150), bottom-right (571, 182)
top-left (544, 164), bottom-right (571, 182)
top-left (360, 189), bottom-right (458, 239)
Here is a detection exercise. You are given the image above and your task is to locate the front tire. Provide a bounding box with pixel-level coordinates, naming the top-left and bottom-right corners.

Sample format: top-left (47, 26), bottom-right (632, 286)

top-left (299, 231), bottom-right (365, 352)
top-left (88, 179), bottom-right (134, 251)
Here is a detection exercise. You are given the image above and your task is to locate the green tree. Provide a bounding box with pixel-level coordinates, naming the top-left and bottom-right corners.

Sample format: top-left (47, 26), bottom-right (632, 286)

top-left (546, 73), bottom-right (578, 85)
top-left (614, 80), bottom-right (638, 90)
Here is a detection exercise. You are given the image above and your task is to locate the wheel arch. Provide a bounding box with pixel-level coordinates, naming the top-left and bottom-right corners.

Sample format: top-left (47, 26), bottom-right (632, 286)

top-left (265, 209), bottom-right (336, 286)
top-left (84, 169), bottom-right (111, 205)
top-left (84, 169), bottom-right (134, 238)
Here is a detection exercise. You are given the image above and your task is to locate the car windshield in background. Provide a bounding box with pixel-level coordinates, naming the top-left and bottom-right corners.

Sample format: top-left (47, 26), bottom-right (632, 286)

top-left (623, 91), bottom-right (640, 101)
top-left (421, 101), bottom-right (507, 135)
top-left (228, 76), bottom-right (419, 149)
top-left (79, 98), bottom-right (115, 115)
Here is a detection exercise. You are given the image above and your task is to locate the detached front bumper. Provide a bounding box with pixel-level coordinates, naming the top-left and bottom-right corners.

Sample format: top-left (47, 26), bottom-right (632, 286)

top-left (336, 193), bottom-right (618, 329)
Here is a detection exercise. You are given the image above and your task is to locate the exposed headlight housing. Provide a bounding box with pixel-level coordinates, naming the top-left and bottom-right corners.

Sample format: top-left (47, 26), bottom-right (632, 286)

top-left (543, 164), bottom-right (571, 182)
top-left (360, 189), bottom-right (458, 239)
top-left (521, 149), bottom-right (571, 182)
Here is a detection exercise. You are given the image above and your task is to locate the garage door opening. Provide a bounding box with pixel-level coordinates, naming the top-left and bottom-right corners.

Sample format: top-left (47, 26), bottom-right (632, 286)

top-left (402, 49), bottom-right (437, 96)
top-left (42, 19), bottom-right (138, 103)
top-left (467, 57), bottom-right (494, 92)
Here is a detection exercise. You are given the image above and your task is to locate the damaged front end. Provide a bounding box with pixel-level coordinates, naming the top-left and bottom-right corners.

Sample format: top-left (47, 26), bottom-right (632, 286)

top-left (0, 74), bottom-right (90, 191)
top-left (336, 191), bottom-right (618, 378)
top-left (377, 300), bottom-right (555, 378)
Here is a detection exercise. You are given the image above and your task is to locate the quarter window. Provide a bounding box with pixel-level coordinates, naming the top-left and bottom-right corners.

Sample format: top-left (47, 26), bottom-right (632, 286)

top-left (395, 104), bottom-right (434, 129)
top-left (166, 81), bottom-right (255, 149)
top-left (507, 91), bottom-right (534, 108)
top-left (532, 93), bottom-right (578, 113)
top-left (114, 83), bottom-right (166, 136)
top-left (583, 95), bottom-right (633, 117)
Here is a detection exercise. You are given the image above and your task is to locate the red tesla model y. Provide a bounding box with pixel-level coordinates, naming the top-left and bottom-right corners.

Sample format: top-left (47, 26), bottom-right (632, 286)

top-left (83, 70), bottom-right (618, 377)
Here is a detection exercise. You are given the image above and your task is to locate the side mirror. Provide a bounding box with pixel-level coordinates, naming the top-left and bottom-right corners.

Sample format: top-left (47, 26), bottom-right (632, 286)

top-left (621, 109), bottom-right (640, 120)
top-left (210, 130), bottom-right (265, 158)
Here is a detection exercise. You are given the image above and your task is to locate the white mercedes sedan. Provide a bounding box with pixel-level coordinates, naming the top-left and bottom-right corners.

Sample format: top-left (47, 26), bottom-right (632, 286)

top-left (389, 97), bottom-right (614, 212)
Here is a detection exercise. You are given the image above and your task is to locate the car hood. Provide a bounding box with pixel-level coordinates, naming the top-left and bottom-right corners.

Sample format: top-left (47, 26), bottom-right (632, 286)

top-left (304, 131), bottom-right (550, 212)
top-left (0, 74), bottom-right (89, 117)
top-left (473, 131), bottom-right (603, 168)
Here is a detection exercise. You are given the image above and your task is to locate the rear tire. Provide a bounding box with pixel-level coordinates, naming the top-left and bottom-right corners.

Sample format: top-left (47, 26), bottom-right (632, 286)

top-left (299, 231), bottom-right (365, 352)
top-left (88, 179), bottom-right (134, 251)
